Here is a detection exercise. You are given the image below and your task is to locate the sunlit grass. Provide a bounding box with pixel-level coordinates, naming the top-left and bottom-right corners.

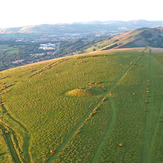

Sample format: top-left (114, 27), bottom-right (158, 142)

top-left (0, 48), bottom-right (162, 162)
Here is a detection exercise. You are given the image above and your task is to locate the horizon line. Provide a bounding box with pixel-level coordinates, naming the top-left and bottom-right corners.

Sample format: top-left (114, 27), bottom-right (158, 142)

top-left (1, 19), bottom-right (163, 29)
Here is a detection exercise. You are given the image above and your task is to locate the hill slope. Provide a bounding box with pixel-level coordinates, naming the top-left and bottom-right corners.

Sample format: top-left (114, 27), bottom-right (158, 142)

top-left (86, 27), bottom-right (163, 52)
top-left (1, 26), bottom-right (163, 72)
top-left (0, 48), bottom-right (163, 162)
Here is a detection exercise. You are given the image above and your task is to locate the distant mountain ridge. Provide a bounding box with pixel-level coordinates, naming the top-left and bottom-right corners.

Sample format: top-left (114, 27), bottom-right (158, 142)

top-left (1, 20), bottom-right (163, 34)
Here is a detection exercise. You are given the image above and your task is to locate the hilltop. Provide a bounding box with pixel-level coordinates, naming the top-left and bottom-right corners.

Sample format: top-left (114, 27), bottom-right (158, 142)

top-left (0, 47), bottom-right (163, 162)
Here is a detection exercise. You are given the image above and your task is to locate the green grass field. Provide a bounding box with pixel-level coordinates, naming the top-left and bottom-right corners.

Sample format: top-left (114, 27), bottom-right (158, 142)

top-left (0, 47), bottom-right (163, 162)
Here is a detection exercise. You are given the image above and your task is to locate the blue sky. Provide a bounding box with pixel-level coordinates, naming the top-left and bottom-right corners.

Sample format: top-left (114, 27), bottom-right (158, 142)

top-left (0, 0), bottom-right (163, 28)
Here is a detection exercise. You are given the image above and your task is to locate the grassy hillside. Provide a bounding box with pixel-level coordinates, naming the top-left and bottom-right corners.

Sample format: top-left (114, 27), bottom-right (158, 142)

top-left (0, 47), bottom-right (163, 162)
top-left (85, 28), bottom-right (163, 52)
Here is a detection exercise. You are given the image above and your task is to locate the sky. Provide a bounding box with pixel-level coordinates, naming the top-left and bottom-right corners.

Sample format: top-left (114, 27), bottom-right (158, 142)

top-left (0, 0), bottom-right (163, 28)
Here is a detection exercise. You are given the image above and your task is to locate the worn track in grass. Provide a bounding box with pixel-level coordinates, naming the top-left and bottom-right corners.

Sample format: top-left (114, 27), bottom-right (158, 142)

top-left (148, 53), bottom-right (163, 162)
top-left (91, 52), bottom-right (144, 163)
top-left (47, 51), bottom-right (143, 163)
top-left (141, 49), bottom-right (153, 163)
top-left (0, 103), bottom-right (31, 163)
top-left (0, 124), bottom-right (21, 163)
top-left (91, 98), bottom-right (116, 163)
top-left (142, 48), bottom-right (163, 163)
top-left (149, 100), bottom-right (163, 163)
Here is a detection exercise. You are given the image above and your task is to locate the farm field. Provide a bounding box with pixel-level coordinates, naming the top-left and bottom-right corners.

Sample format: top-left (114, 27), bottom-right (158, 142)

top-left (0, 47), bottom-right (163, 162)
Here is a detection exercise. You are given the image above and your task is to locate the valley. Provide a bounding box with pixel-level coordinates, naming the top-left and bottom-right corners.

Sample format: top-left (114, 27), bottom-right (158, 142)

top-left (1, 22), bottom-right (163, 72)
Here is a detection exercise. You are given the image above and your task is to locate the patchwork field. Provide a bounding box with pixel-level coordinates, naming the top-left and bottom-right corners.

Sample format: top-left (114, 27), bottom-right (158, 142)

top-left (0, 47), bottom-right (163, 163)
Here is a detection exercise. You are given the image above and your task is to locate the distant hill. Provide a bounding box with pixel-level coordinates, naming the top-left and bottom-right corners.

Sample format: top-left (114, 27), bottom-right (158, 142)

top-left (86, 27), bottom-right (163, 51)
top-left (1, 25), bottom-right (163, 71)
top-left (1, 20), bottom-right (163, 34)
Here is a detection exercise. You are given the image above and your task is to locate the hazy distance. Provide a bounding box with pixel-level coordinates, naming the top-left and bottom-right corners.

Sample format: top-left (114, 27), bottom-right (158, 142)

top-left (1, 0), bottom-right (163, 28)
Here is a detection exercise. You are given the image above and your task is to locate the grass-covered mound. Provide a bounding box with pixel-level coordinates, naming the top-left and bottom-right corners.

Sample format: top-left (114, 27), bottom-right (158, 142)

top-left (66, 88), bottom-right (92, 96)
top-left (66, 87), bottom-right (105, 97)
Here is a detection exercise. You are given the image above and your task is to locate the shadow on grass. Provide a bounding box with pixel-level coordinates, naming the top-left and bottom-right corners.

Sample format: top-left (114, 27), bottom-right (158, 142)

top-left (1, 104), bottom-right (31, 162)
top-left (0, 152), bottom-right (8, 156)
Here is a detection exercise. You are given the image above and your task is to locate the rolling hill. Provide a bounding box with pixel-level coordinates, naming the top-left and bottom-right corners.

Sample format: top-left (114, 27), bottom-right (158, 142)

top-left (1, 24), bottom-right (163, 72)
top-left (85, 27), bottom-right (163, 52)
top-left (0, 47), bottom-right (163, 163)
top-left (0, 20), bottom-right (163, 34)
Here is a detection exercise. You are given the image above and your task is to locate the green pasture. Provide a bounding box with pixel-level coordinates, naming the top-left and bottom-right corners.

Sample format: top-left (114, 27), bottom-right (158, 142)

top-left (0, 48), bottom-right (162, 162)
